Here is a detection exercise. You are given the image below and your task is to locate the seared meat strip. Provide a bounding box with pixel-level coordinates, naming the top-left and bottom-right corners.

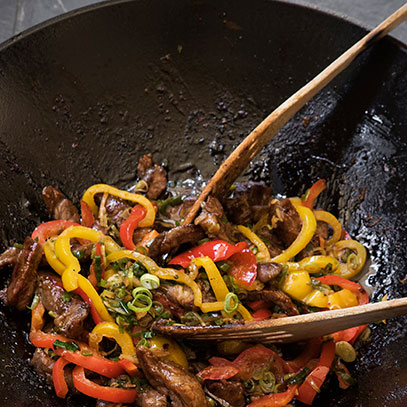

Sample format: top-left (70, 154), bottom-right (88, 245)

top-left (94, 193), bottom-right (130, 229)
top-left (31, 347), bottom-right (55, 386)
top-left (6, 237), bottom-right (42, 310)
top-left (136, 388), bottom-right (167, 407)
top-left (164, 284), bottom-right (194, 308)
top-left (257, 262), bottom-right (283, 283)
top-left (246, 285), bottom-right (299, 316)
top-left (206, 380), bottom-right (246, 407)
top-left (0, 246), bottom-right (21, 270)
top-left (136, 346), bottom-right (208, 407)
top-left (42, 186), bottom-right (80, 223)
top-left (37, 272), bottom-right (89, 338)
top-left (270, 199), bottom-right (301, 247)
top-left (148, 224), bottom-right (204, 261)
top-left (137, 153), bottom-right (167, 200)
top-left (224, 182), bottom-right (272, 225)
top-left (195, 196), bottom-right (238, 243)
top-left (298, 221), bottom-right (330, 259)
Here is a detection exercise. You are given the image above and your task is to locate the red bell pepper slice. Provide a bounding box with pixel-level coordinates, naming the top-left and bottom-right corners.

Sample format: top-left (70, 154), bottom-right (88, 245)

top-left (227, 248), bottom-right (257, 287)
top-left (72, 366), bottom-right (138, 403)
top-left (302, 179), bottom-right (326, 209)
top-left (30, 331), bottom-right (78, 349)
top-left (89, 242), bottom-right (105, 287)
top-left (247, 300), bottom-right (268, 311)
top-left (248, 384), bottom-right (298, 407)
top-left (209, 344), bottom-right (293, 381)
top-left (252, 308), bottom-right (273, 321)
top-left (169, 240), bottom-right (249, 268)
top-left (120, 205), bottom-right (147, 250)
top-left (197, 365), bottom-right (240, 382)
top-left (55, 348), bottom-right (125, 378)
top-left (32, 220), bottom-right (80, 246)
top-left (53, 357), bottom-right (71, 398)
top-left (288, 338), bottom-right (322, 371)
top-left (80, 200), bottom-right (95, 228)
top-left (297, 340), bottom-right (336, 405)
top-left (74, 287), bottom-right (104, 325)
top-left (316, 275), bottom-right (369, 305)
top-left (118, 359), bottom-right (140, 377)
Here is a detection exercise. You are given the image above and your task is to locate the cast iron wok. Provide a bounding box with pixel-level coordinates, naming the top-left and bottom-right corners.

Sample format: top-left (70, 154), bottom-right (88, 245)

top-left (0, 0), bottom-right (406, 406)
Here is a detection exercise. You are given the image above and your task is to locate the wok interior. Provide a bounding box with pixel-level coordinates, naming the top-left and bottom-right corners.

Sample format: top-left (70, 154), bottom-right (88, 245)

top-left (0, 0), bottom-right (406, 405)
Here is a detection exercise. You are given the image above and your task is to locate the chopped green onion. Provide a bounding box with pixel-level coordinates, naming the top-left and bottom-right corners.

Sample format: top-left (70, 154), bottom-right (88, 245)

top-left (127, 294), bottom-right (152, 313)
top-left (140, 273), bottom-right (160, 290)
top-left (136, 338), bottom-right (150, 347)
top-left (53, 340), bottom-right (79, 352)
top-left (243, 378), bottom-right (256, 393)
top-left (62, 292), bottom-right (73, 302)
top-left (287, 367), bottom-right (310, 385)
top-left (72, 249), bottom-right (85, 260)
top-left (158, 195), bottom-right (182, 215)
top-left (26, 294), bottom-right (40, 310)
top-left (132, 287), bottom-right (153, 299)
top-left (135, 246), bottom-right (148, 255)
top-left (142, 330), bottom-right (156, 339)
top-left (197, 238), bottom-right (210, 245)
top-left (81, 350), bottom-right (94, 356)
top-left (13, 243), bottom-right (23, 249)
top-left (259, 371), bottom-right (276, 393)
top-left (120, 301), bottom-right (131, 315)
top-left (224, 292), bottom-right (239, 313)
top-left (219, 262), bottom-right (231, 273)
top-left (151, 301), bottom-right (164, 315)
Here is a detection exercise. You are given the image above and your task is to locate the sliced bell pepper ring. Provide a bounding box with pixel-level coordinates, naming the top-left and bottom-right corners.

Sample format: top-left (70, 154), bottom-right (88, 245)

top-left (32, 220), bottom-right (80, 246)
top-left (302, 179), bottom-right (327, 209)
top-left (55, 348), bottom-right (126, 378)
top-left (52, 357), bottom-right (70, 398)
top-left (43, 239), bottom-right (66, 275)
top-left (313, 210), bottom-right (342, 246)
top-left (30, 330), bottom-right (84, 349)
top-left (197, 365), bottom-right (240, 382)
top-left (236, 225), bottom-right (271, 262)
top-left (272, 202), bottom-right (317, 263)
top-left (82, 184), bottom-right (155, 228)
top-left (252, 308), bottom-right (273, 321)
top-left (120, 205), bottom-right (147, 250)
top-left (333, 240), bottom-right (367, 279)
top-left (227, 248), bottom-right (257, 288)
top-left (297, 340), bottom-right (336, 405)
top-left (80, 200), bottom-right (95, 228)
top-left (72, 366), bottom-right (138, 403)
top-left (247, 384), bottom-right (298, 407)
top-left (169, 240), bottom-right (249, 268)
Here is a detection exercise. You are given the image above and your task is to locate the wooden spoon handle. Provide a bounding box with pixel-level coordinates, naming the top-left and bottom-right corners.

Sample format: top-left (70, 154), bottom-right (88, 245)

top-left (184, 4), bottom-right (407, 224)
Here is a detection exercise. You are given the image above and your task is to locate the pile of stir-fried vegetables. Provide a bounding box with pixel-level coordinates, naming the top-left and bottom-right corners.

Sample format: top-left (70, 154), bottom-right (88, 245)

top-left (3, 170), bottom-right (371, 406)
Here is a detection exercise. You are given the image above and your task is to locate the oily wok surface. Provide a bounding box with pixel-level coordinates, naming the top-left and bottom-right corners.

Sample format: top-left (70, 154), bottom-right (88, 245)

top-left (0, 0), bottom-right (406, 405)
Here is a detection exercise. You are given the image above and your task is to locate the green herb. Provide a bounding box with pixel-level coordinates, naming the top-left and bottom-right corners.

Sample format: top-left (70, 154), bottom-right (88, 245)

top-left (287, 367), bottom-right (310, 385)
top-left (136, 338), bottom-right (150, 347)
top-left (142, 331), bottom-right (156, 339)
top-left (158, 195), bottom-right (182, 215)
top-left (13, 243), bottom-right (23, 249)
top-left (26, 294), bottom-right (40, 310)
top-left (120, 301), bottom-right (131, 315)
top-left (62, 292), bottom-right (73, 302)
top-left (94, 255), bottom-right (103, 284)
top-left (53, 340), bottom-right (79, 352)
top-left (198, 238), bottom-right (210, 245)
top-left (72, 249), bottom-right (85, 260)
top-left (218, 262), bottom-right (231, 273)
top-left (81, 350), bottom-right (94, 356)
top-left (132, 262), bottom-right (147, 277)
top-left (221, 216), bottom-right (228, 223)
top-left (100, 279), bottom-right (107, 288)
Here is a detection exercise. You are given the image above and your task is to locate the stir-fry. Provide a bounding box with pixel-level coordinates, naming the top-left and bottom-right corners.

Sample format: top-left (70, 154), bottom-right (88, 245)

top-left (0, 154), bottom-right (370, 406)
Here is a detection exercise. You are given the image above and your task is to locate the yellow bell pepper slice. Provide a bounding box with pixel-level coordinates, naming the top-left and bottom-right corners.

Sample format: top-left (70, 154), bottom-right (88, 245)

top-left (313, 210), bottom-right (342, 246)
top-left (303, 289), bottom-right (329, 308)
top-left (272, 202), bottom-right (316, 263)
top-left (282, 270), bottom-right (313, 301)
top-left (328, 289), bottom-right (358, 310)
top-left (237, 225), bottom-right (270, 262)
top-left (43, 239), bottom-right (66, 275)
top-left (82, 184), bottom-right (155, 228)
top-left (286, 255), bottom-right (340, 274)
top-left (333, 240), bottom-right (367, 279)
top-left (90, 321), bottom-right (135, 357)
top-left (149, 336), bottom-right (188, 369)
top-left (77, 275), bottom-right (114, 322)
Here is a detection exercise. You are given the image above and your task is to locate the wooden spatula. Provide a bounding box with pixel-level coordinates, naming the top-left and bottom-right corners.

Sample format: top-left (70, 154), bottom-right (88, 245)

top-left (153, 298), bottom-right (407, 343)
top-left (183, 4), bottom-right (407, 225)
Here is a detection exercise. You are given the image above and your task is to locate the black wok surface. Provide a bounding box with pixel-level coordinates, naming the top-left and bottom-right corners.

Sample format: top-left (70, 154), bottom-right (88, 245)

top-left (0, 0), bottom-right (406, 406)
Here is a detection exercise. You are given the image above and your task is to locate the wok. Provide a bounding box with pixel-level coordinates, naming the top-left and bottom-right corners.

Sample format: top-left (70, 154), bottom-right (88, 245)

top-left (0, 0), bottom-right (406, 406)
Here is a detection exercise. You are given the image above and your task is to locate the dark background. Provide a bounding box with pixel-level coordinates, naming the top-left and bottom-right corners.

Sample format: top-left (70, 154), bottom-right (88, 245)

top-left (0, 0), bottom-right (406, 45)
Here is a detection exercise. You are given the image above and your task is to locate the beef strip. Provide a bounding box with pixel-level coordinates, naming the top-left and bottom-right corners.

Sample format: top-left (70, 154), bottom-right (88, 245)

top-left (224, 182), bottom-right (273, 225)
top-left (31, 347), bottom-right (55, 386)
top-left (38, 272), bottom-right (90, 338)
top-left (256, 227), bottom-right (284, 258)
top-left (136, 346), bottom-right (207, 407)
top-left (137, 154), bottom-right (167, 200)
top-left (206, 380), bottom-right (246, 407)
top-left (165, 197), bottom-right (196, 223)
top-left (246, 285), bottom-right (299, 316)
top-left (137, 388), bottom-right (167, 407)
top-left (96, 402), bottom-right (125, 407)
top-left (298, 221), bottom-right (330, 259)
top-left (42, 186), bottom-right (80, 223)
top-left (164, 284), bottom-right (194, 308)
top-left (148, 224), bottom-right (204, 261)
top-left (6, 237), bottom-right (42, 310)
top-left (94, 193), bottom-right (130, 229)
top-left (0, 246), bottom-right (21, 270)
top-left (270, 199), bottom-right (301, 247)
top-left (257, 262), bottom-right (283, 283)
top-left (194, 196), bottom-right (238, 243)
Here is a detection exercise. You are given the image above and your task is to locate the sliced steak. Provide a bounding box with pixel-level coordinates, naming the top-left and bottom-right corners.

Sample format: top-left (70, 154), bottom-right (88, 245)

top-left (194, 196), bottom-right (238, 243)
top-left (224, 182), bottom-right (272, 225)
top-left (38, 272), bottom-right (89, 338)
top-left (31, 347), bottom-right (55, 385)
top-left (148, 224), bottom-right (204, 261)
top-left (298, 221), bottom-right (330, 259)
top-left (270, 199), bottom-right (301, 247)
top-left (257, 262), bottom-right (283, 283)
top-left (137, 154), bottom-right (167, 200)
top-left (164, 284), bottom-right (194, 309)
top-left (6, 237), bottom-right (42, 310)
top-left (165, 197), bottom-right (196, 223)
top-left (94, 194), bottom-right (130, 228)
top-left (0, 246), bottom-right (21, 270)
top-left (256, 227), bottom-right (284, 258)
top-left (206, 380), bottom-right (246, 407)
top-left (246, 286), bottom-right (299, 316)
top-left (137, 388), bottom-right (167, 407)
top-left (136, 346), bottom-right (207, 407)
top-left (42, 186), bottom-right (80, 223)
